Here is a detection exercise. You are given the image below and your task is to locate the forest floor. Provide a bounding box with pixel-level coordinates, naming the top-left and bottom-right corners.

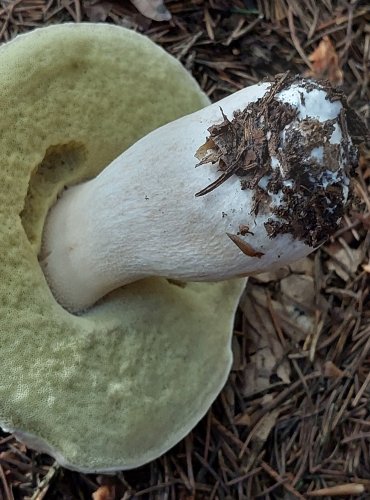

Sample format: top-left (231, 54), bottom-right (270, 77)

top-left (0, 0), bottom-right (369, 499)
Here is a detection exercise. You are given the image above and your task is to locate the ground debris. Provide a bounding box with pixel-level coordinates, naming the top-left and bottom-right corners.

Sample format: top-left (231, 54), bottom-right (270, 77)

top-left (130, 0), bottom-right (171, 22)
top-left (0, 1), bottom-right (369, 499)
top-left (195, 72), bottom-right (360, 247)
top-left (307, 35), bottom-right (344, 85)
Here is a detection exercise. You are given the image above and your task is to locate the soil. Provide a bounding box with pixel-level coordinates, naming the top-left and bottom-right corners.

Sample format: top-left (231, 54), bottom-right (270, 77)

top-left (196, 72), bottom-right (361, 247)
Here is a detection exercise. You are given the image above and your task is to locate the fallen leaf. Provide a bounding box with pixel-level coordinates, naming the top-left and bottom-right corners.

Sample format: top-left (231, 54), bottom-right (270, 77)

top-left (240, 287), bottom-right (291, 397)
top-left (242, 406), bottom-right (281, 467)
top-left (130, 0), bottom-right (171, 21)
top-left (234, 412), bottom-right (251, 426)
top-left (253, 407), bottom-right (280, 444)
top-left (280, 274), bottom-right (317, 334)
top-left (0, 449), bottom-right (19, 461)
top-left (195, 138), bottom-right (216, 162)
top-left (363, 262), bottom-right (370, 273)
top-left (84, 0), bottom-right (112, 22)
top-left (327, 246), bottom-right (363, 281)
top-left (92, 485), bottom-right (116, 500)
top-left (307, 35), bottom-right (343, 85)
top-left (252, 266), bottom-right (290, 284)
top-left (288, 257), bottom-right (314, 275)
top-left (322, 360), bottom-right (345, 378)
top-left (280, 274), bottom-right (315, 307)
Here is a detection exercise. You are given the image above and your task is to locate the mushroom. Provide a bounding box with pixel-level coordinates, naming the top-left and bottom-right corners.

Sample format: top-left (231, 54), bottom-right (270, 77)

top-left (0, 23), bottom-right (359, 473)
top-left (0, 22), bottom-right (244, 474)
top-left (41, 71), bottom-right (358, 312)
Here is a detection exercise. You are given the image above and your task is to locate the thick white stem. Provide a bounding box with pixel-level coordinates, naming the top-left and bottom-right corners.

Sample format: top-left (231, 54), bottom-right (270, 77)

top-left (40, 77), bottom-right (354, 311)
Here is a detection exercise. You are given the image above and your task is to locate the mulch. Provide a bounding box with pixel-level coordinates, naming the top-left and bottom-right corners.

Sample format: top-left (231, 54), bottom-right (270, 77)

top-left (0, 0), bottom-right (369, 498)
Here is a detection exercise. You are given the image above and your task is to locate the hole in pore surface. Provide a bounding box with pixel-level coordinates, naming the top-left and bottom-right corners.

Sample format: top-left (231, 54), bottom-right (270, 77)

top-left (20, 142), bottom-right (87, 252)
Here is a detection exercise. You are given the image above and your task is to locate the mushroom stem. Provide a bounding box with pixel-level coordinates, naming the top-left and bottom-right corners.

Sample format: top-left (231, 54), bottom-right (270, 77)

top-left (40, 74), bottom-right (357, 312)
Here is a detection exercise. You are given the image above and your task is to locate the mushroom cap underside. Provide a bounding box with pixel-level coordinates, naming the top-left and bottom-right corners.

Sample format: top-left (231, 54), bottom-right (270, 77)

top-left (0, 23), bottom-right (245, 472)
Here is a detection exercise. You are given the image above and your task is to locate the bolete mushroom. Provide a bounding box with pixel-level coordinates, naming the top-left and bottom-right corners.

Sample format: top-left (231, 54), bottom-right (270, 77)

top-left (0, 22), bottom-right (244, 473)
top-left (0, 24), bottom-right (359, 472)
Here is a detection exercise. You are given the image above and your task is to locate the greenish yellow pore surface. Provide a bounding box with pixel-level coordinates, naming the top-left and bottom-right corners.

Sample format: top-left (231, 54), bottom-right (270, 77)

top-left (0, 23), bottom-right (245, 472)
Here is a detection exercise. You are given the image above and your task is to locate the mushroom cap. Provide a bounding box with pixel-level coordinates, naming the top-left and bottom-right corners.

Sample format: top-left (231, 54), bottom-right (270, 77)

top-left (0, 23), bottom-right (245, 472)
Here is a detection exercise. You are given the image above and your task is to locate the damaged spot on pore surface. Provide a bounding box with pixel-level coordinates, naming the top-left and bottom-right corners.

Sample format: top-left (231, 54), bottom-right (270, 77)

top-left (21, 142), bottom-right (87, 251)
top-left (195, 72), bottom-right (360, 248)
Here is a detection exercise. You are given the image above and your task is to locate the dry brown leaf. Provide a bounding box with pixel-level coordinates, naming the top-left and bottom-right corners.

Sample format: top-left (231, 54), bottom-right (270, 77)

top-left (280, 274), bottom-right (317, 334)
top-left (252, 266), bottom-right (290, 283)
top-left (307, 35), bottom-right (343, 85)
top-left (322, 360), bottom-right (346, 378)
top-left (240, 287), bottom-right (291, 397)
top-left (327, 246), bottom-right (363, 281)
top-left (84, 0), bottom-right (112, 22)
top-left (280, 274), bottom-right (315, 306)
top-left (363, 262), bottom-right (370, 273)
top-left (92, 485), bottom-right (116, 500)
top-left (242, 404), bottom-right (281, 466)
top-left (234, 412), bottom-right (251, 426)
top-left (130, 0), bottom-right (171, 21)
top-left (288, 257), bottom-right (314, 275)
top-left (0, 449), bottom-right (19, 461)
top-left (255, 408), bottom-right (280, 443)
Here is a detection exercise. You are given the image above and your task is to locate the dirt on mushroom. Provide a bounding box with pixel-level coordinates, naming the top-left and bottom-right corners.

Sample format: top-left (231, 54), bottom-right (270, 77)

top-left (195, 72), bottom-right (362, 247)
